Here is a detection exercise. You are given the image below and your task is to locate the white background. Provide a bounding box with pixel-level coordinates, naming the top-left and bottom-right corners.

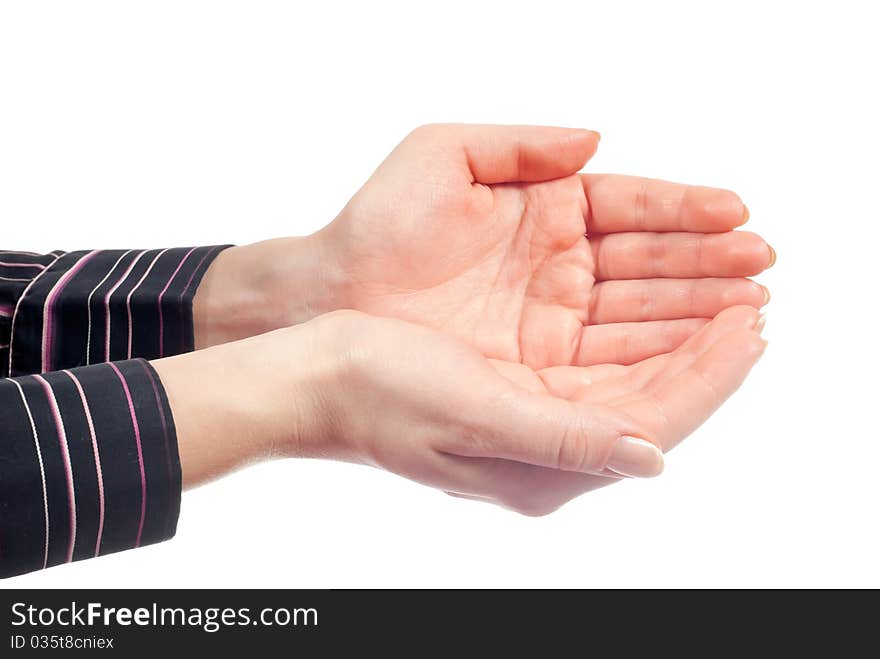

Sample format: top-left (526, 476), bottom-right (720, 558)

top-left (2, 1), bottom-right (877, 588)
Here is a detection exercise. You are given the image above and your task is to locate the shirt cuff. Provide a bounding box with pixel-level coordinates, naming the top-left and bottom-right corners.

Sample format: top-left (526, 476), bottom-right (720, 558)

top-left (0, 359), bottom-right (181, 579)
top-left (5, 246), bottom-right (229, 377)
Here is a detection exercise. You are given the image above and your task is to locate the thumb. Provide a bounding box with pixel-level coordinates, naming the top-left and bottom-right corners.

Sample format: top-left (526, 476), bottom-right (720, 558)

top-left (460, 390), bottom-right (664, 478)
top-left (408, 123), bottom-right (600, 185)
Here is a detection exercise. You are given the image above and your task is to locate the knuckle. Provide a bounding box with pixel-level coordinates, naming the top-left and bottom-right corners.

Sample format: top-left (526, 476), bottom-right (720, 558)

top-left (615, 328), bottom-right (634, 364)
top-left (554, 416), bottom-right (599, 473)
top-left (692, 234), bottom-right (706, 274)
top-left (633, 181), bottom-right (650, 229)
top-left (648, 235), bottom-right (666, 274)
top-left (636, 287), bottom-right (654, 321)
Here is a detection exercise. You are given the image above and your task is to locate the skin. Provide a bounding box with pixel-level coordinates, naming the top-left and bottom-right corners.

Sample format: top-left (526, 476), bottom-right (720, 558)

top-left (178, 124), bottom-right (774, 515)
top-left (154, 305), bottom-right (765, 517)
top-left (195, 125), bottom-right (774, 371)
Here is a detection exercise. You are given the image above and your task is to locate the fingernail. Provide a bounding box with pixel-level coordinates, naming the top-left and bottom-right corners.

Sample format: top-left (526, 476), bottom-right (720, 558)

top-left (755, 313), bottom-right (767, 334)
top-left (591, 130), bottom-right (602, 141)
top-left (761, 285), bottom-right (771, 305)
top-left (606, 436), bottom-right (664, 478)
top-left (739, 204), bottom-right (750, 225)
top-left (767, 244), bottom-right (776, 268)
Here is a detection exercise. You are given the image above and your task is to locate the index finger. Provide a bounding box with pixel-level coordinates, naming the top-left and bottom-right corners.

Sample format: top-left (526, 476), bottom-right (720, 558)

top-left (582, 174), bottom-right (749, 233)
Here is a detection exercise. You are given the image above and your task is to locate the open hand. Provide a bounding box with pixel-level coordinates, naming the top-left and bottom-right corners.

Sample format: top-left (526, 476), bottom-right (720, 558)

top-left (317, 124), bottom-right (772, 369)
top-left (173, 306), bottom-right (763, 515)
top-left (182, 125), bottom-right (773, 516)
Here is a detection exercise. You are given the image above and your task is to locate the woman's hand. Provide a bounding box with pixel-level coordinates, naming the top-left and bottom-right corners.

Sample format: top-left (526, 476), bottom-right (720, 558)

top-left (155, 305), bottom-right (765, 516)
top-left (196, 124), bottom-right (774, 369)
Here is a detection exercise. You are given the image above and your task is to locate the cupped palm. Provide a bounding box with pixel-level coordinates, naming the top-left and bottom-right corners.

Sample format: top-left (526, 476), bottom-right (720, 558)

top-left (323, 124), bottom-right (772, 369)
top-left (462, 305), bottom-right (767, 514)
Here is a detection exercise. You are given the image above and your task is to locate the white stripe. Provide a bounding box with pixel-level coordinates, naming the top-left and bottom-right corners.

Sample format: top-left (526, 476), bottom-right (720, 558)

top-left (85, 250), bottom-right (134, 365)
top-left (104, 250), bottom-right (147, 362)
top-left (0, 275), bottom-right (31, 282)
top-left (9, 379), bottom-right (50, 570)
top-left (124, 249), bottom-right (169, 358)
top-left (33, 375), bottom-right (77, 564)
top-left (40, 251), bottom-right (99, 373)
top-left (7, 253), bottom-right (64, 376)
top-left (61, 370), bottom-right (105, 558)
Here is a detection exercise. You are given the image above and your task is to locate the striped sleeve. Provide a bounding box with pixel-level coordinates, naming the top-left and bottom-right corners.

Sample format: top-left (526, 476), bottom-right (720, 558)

top-left (0, 359), bottom-right (181, 579)
top-left (0, 251), bottom-right (61, 376)
top-left (0, 247), bottom-right (227, 378)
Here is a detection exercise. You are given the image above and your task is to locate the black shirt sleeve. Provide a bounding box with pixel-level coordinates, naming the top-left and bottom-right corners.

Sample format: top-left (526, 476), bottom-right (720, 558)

top-left (0, 359), bottom-right (181, 579)
top-left (0, 246), bottom-right (226, 378)
top-left (0, 246), bottom-right (228, 579)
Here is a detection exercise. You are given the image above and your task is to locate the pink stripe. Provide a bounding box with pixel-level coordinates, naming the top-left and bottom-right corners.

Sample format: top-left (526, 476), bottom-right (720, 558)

top-left (42, 251), bottom-right (101, 373)
top-left (0, 304), bottom-right (13, 317)
top-left (103, 251), bottom-right (147, 362)
top-left (178, 247), bottom-right (218, 303)
top-left (176, 246), bottom-right (220, 350)
top-left (7, 253), bottom-right (63, 376)
top-left (125, 249), bottom-right (169, 359)
top-left (136, 360), bottom-right (176, 534)
top-left (137, 360), bottom-right (173, 479)
top-left (0, 261), bottom-right (46, 269)
top-left (33, 375), bottom-right (77, 564)
top-left (157, 248), bottom-right (197, 357)
top-left (62, 370), bottom-right (105, 558)
top-left (108, 363), bottom-right (147, 548)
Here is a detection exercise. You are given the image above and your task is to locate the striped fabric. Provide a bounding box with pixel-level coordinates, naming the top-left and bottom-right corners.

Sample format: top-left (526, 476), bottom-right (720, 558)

top-left (0, 360), bottom-right (180, 578)
top-left (0, 247), bottom-right (226, 579)
top-left (0, 247), bottom-right (224, 377)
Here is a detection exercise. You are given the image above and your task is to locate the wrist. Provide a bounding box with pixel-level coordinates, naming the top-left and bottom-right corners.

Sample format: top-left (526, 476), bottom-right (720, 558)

top-left (193, 232), bottom-right (350, 348)
top-left (153, 321), bottom-right (350, 487)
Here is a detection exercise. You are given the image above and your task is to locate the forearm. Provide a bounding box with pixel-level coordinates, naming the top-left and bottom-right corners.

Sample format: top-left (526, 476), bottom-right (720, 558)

top-left (0, 319), bottom-right (338, 578)
top-left (192, 232), bottom-right (349, 349)
top-left (152, 322), bottom-right (342, 488)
